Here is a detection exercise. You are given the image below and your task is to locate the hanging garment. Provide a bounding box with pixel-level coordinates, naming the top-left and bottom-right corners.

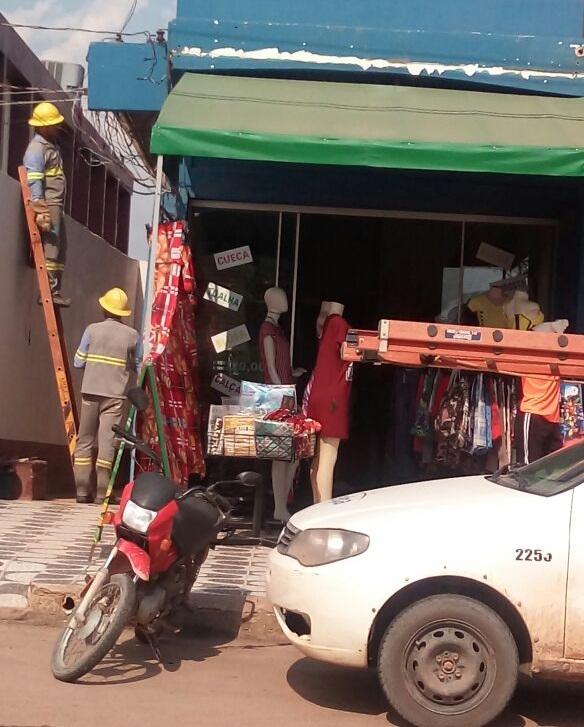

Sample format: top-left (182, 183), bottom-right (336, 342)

top-left (306, 314), bottom-right (352, 439)
top-left (138, 221), bottom-right (206, 485)
top-left (471, 374), bottom-right (489, 454)
top-left (259, 319), bottom-right (293, 385)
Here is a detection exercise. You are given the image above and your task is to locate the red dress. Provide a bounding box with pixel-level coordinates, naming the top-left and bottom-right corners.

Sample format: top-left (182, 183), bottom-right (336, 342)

top-left (259, 320), bottom-right (293, 385)
top-left (307, 314), bottom-right (352, 439)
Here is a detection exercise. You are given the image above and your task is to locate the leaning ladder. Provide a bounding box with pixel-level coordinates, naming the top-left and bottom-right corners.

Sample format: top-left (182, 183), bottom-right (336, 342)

top-left (18, 166), bottom-right (78, 472)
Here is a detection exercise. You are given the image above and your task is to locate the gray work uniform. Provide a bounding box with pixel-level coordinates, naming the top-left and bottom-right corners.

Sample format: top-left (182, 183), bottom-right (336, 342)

top-left (73, 318), bottom-right (140, 499)
top-left (23, 134), bottom-right (67, 294)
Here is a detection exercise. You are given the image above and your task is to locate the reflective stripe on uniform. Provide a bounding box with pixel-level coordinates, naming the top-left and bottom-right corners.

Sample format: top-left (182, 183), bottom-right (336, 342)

top-left (84, 354), bottom-right (127, 367)
top-left (26, 171), bottom-right (45, 180)
top-left (96, 459), bottom-right (112, 470)
top-left (45, 166), bottom-right (63, 177)
top-left (46, 262), bottom-right (65, 271)
top-left (74, 457), bottom-right (92, 466)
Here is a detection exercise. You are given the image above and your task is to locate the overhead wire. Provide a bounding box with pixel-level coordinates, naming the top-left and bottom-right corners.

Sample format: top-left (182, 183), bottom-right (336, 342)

top-left (0, 18), bottom-right (160, 191)
top-left (119, 0), bottom-right (139, 35)
top-left (0, 20), bottom-right (151, 39)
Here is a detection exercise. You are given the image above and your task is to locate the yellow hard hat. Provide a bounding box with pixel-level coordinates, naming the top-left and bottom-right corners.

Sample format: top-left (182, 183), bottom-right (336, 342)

top-left (99, 288), bottom-right (132, 317)
top-left (28, 102), bottom-right (64, 127)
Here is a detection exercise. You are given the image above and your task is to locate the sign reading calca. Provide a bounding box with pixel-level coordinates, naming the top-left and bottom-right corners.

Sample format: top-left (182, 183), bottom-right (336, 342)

top-left (214, 245), bottom-right (253, 271)
top-left (204, 282), bottom-right (243, 312)
top-left (211, 373), bottom-right (241, 397)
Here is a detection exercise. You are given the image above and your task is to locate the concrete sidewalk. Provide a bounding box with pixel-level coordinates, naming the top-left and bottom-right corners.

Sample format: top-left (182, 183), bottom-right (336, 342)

top-left (0, 499), bottom-right (271, 617)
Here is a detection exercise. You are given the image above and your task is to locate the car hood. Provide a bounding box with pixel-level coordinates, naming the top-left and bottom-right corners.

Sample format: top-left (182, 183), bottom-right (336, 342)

top-left (290, 475), bottom-right (527, 531)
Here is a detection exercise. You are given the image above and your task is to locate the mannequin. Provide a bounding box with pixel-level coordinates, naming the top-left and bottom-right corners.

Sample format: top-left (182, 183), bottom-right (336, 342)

top-left (259, 287), bottom-right (298, 522)
top-left (306, 301), bottom-right (352, 503)
top-left (504, 291), bottom-right (545, 330)
top-left (467, 281), bottom-right (513, 328)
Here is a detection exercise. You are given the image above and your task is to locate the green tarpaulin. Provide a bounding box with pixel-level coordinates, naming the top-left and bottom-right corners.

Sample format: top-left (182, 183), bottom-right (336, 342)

top-left (151, 73), bottom-right (584, 177)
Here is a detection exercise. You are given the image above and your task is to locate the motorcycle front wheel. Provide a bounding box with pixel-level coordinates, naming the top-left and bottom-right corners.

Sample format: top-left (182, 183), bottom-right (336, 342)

top-left (51, 573), bottom-right (136, 682)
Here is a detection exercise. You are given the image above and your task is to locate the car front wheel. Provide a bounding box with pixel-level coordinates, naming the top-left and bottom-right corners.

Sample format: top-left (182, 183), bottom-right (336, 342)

top-left (378, 594), bottom-right (518, 727)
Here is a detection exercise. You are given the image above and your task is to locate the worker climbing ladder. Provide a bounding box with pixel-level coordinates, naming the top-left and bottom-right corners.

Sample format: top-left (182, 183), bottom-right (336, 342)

top-left (18, 165), bottom-right (77, 470)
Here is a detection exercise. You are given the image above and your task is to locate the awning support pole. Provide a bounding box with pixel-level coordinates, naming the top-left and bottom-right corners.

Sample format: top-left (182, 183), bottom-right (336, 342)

top-left (130, 154), bottom-right (164, 483)
top-left (275, 211), bottom-right (282, 287)
top-left (457, 220), bottom-right (466, 324)
top-left (290, 213), bottom-right (300, 361)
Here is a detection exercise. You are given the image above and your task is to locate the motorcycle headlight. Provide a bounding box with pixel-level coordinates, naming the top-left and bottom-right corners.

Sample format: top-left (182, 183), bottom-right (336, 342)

top-left (122, 500), bottom-right (157, 534)
top-left (286, 529), bottom-right (369, 567)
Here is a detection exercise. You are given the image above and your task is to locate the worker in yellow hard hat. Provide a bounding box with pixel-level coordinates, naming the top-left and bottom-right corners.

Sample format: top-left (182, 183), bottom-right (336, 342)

top-left (72, 288), bottom-right (140, 503)
top-left (23, 101), bottom-right (70, 307)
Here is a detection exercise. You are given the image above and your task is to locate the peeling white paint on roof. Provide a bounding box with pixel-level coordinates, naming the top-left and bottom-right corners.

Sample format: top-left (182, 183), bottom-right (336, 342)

top-left (176, 45), bottom-right (584, 81)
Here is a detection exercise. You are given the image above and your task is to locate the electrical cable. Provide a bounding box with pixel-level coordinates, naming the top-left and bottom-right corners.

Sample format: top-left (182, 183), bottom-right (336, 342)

top-left (119, 0), bottom-right (138, 34)
top-left (0, 20), bottom-right (150, 38)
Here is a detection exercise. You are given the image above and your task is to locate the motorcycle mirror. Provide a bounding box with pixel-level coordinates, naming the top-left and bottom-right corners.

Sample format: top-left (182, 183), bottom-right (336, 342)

top-left (237, 471), bottom-right (263, 489)
top-left (127, 387), bottom-right (149, 412)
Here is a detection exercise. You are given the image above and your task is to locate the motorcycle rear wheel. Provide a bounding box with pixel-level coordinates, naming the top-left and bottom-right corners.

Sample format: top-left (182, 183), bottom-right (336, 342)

top-left (51, 573), bottom-right (136, 682)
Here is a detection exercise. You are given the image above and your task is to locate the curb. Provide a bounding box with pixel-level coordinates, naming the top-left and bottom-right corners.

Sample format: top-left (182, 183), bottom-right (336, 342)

top-left (0, 581), bottom-right (280, 640)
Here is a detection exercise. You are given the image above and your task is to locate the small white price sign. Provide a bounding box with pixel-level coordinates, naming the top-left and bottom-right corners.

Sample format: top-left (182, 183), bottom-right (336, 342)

top-left (211, 324), bottom-right (251, 353)
top-left (211, 373), bottom-right (241, 397)
top-left (204, 282), bottom-right (243, 312)
top-left (214, 245), bottom-right (253, 271)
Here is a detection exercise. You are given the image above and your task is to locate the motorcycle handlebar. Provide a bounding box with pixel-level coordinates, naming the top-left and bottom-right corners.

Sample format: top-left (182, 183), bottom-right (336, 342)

top-left (111, 424), bottom-right (162, 467)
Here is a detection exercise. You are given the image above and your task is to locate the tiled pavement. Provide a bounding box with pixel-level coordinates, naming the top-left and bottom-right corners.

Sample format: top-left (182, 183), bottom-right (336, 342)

top-left (0, 500), bottom-right (270, 599)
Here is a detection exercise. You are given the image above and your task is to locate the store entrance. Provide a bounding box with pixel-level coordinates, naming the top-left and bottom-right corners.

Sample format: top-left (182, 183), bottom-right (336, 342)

top-left (190, 202), bottom-right (557, 497)
top-left (294, 211), bottom-right (556, 493)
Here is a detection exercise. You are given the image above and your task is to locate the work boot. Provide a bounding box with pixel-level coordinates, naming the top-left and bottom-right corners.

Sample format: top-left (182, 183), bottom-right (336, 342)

top-left (52, 292), bottom-right (71, 308)
top-left (76, 492), bottom-right (93, 504)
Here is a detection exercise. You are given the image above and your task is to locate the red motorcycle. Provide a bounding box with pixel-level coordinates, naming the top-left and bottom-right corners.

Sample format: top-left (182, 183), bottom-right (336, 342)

top-left (51, 390), bottom-right (261, 682)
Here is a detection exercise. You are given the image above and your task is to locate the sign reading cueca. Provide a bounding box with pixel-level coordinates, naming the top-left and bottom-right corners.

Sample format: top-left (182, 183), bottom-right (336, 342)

top-left (211, 324), bottom-right (251, 353)
top-left (214, 245), bottom-right (253, 271)
top-left (204, 282), bottom-right (243, 312)
top-left (211, 373), bottom-right (241, 397)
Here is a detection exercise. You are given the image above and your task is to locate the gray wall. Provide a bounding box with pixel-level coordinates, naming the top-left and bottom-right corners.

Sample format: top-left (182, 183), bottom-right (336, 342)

top-left (0, 172), bottom-right (142, 447)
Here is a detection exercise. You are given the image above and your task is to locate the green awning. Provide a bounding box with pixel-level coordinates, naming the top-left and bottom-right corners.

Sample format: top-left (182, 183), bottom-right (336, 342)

top-left (151, 73), bottom-right (584, 177)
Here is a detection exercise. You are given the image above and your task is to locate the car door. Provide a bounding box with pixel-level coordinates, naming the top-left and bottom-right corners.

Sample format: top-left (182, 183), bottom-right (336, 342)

top-left (564, 484), bottom-right (584, 658)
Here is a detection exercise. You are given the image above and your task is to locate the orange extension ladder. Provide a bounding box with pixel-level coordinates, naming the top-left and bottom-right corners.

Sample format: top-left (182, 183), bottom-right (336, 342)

top-left (18, 166), bottom-right (77, 471)
top-left (342, 319), bottom-right (584, 380)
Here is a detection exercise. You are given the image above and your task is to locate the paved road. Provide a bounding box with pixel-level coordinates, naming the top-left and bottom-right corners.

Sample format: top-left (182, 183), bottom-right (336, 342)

top-left (1, 622), bottom-right (583, 727)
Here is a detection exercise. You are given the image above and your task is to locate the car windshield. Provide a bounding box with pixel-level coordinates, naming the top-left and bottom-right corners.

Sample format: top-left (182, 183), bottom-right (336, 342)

top-left (489, 441), bottom-right (584, 496)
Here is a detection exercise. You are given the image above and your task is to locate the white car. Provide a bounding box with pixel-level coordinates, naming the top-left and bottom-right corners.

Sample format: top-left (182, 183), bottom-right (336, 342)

top-left (268, 441), bottom-right (584, 727)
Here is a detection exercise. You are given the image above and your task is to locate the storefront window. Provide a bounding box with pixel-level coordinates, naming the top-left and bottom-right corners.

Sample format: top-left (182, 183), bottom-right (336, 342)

top-left (190, 203), bottom-right (558, 489)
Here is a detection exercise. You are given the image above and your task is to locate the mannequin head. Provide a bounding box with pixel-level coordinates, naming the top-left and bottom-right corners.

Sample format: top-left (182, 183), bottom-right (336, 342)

top-left (264, 287), bottom-right (288, 315)
top-left (486, 280), bottom-right (508, 304)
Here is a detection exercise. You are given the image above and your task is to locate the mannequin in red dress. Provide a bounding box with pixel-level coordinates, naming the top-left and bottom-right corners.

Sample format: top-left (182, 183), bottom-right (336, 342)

top-left (259, 287), bottom-right (302, 522)
top-left (306, 301), bottom-right (352, 503)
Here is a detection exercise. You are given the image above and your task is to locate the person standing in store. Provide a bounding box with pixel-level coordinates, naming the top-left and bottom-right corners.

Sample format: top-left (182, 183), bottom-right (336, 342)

top-left (514, 376), bottom-right (562, 465)
top-left (73, 288), bottom-right (140, 503)
top-left (514, 321), bottom-right (568, 465)
top-left (23, 102), bottom-right (70, 307)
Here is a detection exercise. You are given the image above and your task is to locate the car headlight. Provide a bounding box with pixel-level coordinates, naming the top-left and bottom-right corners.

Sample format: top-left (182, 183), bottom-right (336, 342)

top-left (122, 500), bottom-right (157, 534)
top-left (286, 529), bottom-right (369, 567)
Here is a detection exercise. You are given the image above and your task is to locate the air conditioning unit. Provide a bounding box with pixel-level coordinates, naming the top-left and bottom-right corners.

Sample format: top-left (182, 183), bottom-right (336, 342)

top-left (42, 61), bottom-right (85, 90)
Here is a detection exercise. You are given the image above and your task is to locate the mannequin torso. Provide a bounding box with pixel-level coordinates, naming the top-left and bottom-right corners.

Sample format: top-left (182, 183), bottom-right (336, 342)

top-left (259, 312), bottom-right (293, 385)
top-left (307, 312), bottom-right (352, 440)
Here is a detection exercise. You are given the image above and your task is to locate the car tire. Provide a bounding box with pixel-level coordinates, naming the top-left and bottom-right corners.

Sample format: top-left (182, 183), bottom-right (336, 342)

top-left (378, 594), bottom-right (518, 727)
